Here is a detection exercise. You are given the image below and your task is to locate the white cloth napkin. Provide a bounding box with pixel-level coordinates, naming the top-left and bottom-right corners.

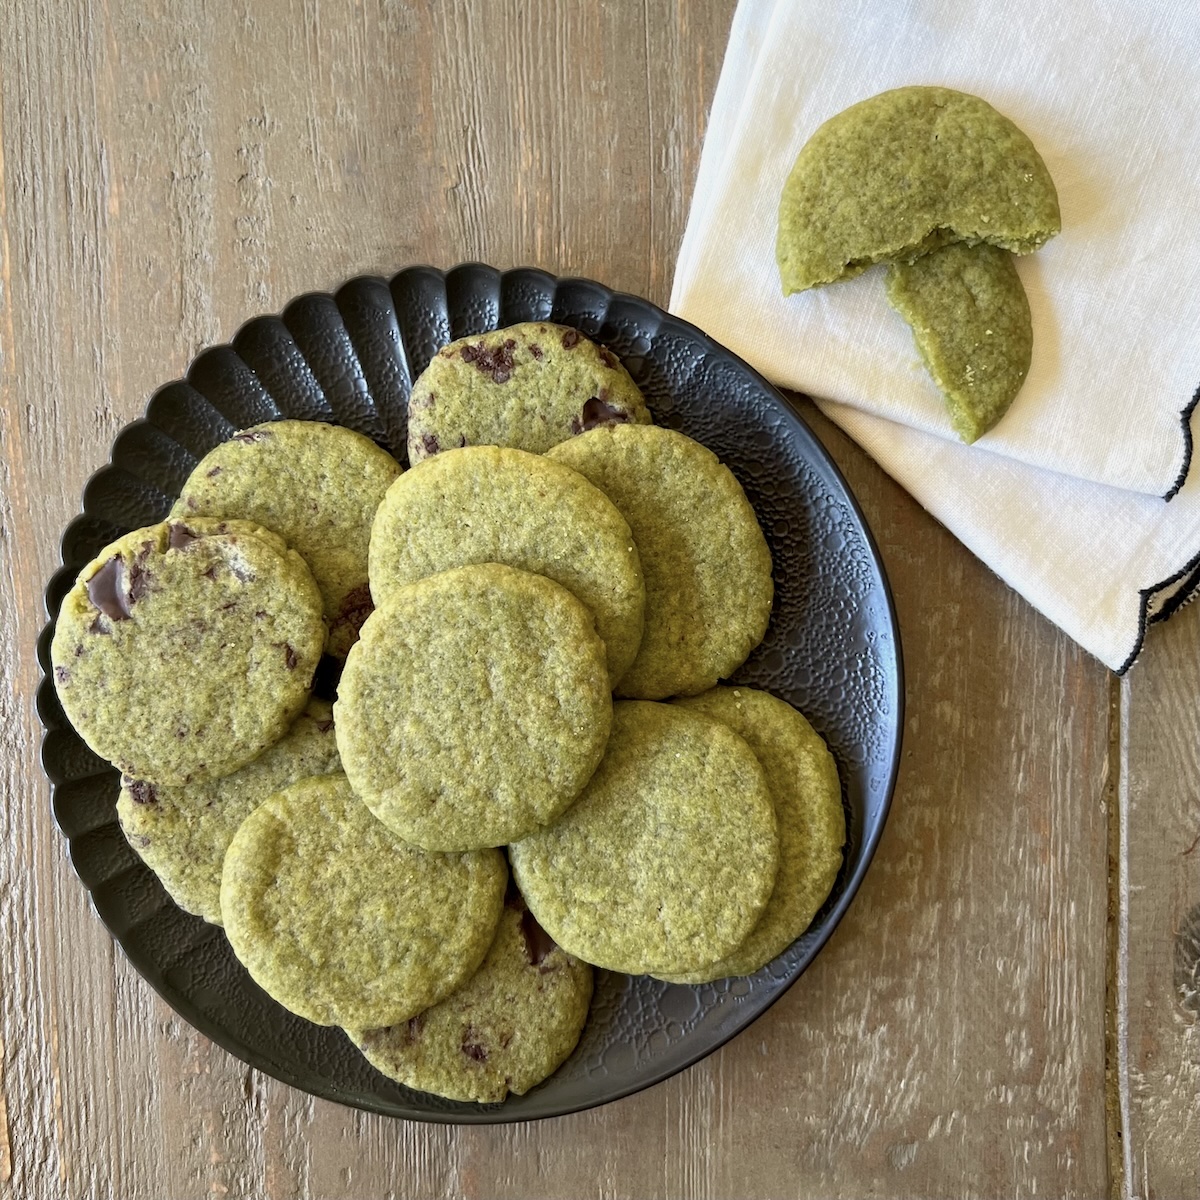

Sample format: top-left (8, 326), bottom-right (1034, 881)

top-left (671, 0), bottom-right (1200, 671)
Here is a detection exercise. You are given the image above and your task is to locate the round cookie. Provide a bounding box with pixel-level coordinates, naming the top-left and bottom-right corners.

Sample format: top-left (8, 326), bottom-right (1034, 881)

top-left (335, 563), bottom-right (612, 851)
top-left (368, 445), bottom-right (644, 688)
top-left (659, 686), bottom-right (845, 983)
top-left (348, 890), bottom-right (593, 1103)
top-left (776, 85), bottom-right (1060, 295)
top-left (406, 322), bottom-right (651, 463)
top-left (117, 698), bottom-right (340, 925)
top-left (547, 425), bottom-right (773, 699)
top-left (220, 774), bottom-right (507, 1028)
top-left (51, 518), bottom-right (326, 785)
top-left (886, 242), bottom-right (1033, 443)
top-left (172, 420), bottom-right (402, 658)
top-left (509, 701), bottom-right (779, 975)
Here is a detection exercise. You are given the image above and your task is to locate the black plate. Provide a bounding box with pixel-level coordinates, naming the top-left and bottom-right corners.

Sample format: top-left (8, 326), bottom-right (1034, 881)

top-left (37, 264), bottom-right (903, 1123)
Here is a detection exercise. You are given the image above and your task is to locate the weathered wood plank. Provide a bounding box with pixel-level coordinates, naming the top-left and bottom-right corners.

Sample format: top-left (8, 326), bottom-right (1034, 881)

top-left (1117, 603), bottom-right (1200, 1200)
top-left (0, 0), bottom-right (1120, 1196)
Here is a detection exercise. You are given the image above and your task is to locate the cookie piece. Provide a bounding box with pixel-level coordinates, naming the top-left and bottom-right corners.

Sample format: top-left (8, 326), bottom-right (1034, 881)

top-left (407, 322), bottom-right (651, 463)
top-left (335, 563), bottom-right (612, 851)
top-left (172, 421), bottom-right (401, 657)
top-left (886, 242), bottom-right (1033, 443)
top-left (348, 890), bottom-right (593, 1103)
top-left (368, 446), bottom-right (644, 688)
top-left (547, 425), bottom-right (773, 699)
top-left (509, 701), bottom-right (779, 975)
top-left (777, 86), bottom-right (1060, 295)
top-left (50, 518), bottom-right (326, 785)
top-left (117, 699), bottom-right (340, 925)
top-left (660, 687), bottom-right (845, 982)
top-left (221, 774), bottom-right (507, 1028)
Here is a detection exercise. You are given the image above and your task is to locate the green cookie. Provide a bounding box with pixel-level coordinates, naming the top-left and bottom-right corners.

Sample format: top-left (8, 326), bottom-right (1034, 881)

top-left (407, 322), bottom-right (651, 462)
top-left (220, 774), bottom-right (507, 1028)
top-left (777, 86), bottom-right (1060, 295)
top-left (509, 701), bottom-right (779, 976)
top-left (334, 564), bottom-right (612, 852)
top-left (886, 241), bottom-right (1033, 443)
top-left (51, 518), bottom-right (326, 785)
top-left (348, 893), bottom-right (593, 1103)
top-left (548, 425), bottom-right (773, 699)
top-left (172, 420), bottom-right (401, 658)
top-left (117, 699), bottom-right (340, 925)
top-left (660, 687), bottom-right (845, 982)
top-left (368, 445), bottom-right (644, 688)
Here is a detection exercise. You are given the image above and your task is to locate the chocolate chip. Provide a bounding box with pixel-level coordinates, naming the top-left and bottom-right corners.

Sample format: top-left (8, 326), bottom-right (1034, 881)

top-left (520, 908), bottom-right (557, 966)
top-left (206, 466), bottom-right (222, 477)
top-left (459, 339), bottom-right (517, 383)
top-left (420, 432), bottom-right (440, 456)
top-left (54, 666), bottom-right (71, 685)
top-left (284, 644), bottom-right (298, 670)
top-left (561, 328), bottom-right (580, 349)
top-left (234, 428), bottom-right (274, 443)
top-left (127, 560), bottom-right (152, 604)
top-left (168, 522), bottom-right (201, 551)
top-left (330, 583), bottom-right (373, 645)
top-left (529, 343), bottom-right (543, 360)
top-left (461, 1030), bottom-right (488, 1062)
top-left (86, 556), bottom-right (132, 622)
top-left (127, 780), bottom-right (158, 805)
top-left (460, 344), bottom-right (480, 363)
top-left (571, 396), bottom-right (634, 435)
top-left (598, 347), bottom-right (619, 369)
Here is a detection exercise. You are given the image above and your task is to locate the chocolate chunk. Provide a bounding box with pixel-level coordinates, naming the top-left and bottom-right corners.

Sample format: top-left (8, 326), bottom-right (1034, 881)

top-left (571, 396), bottom-right (633, 435)
top-left (86, 557), bottom-right (132, 622)
top-left (461, 1030), bottom-right (488, 1062)
top-left (460, 339), bottom-right (517, 384)
top-left (127, 561), bottom-right (152, 604)
top-left (234, 428), bottom-right (274, 443)
top-left (205, 466), bottom-right (223, 478)
top-left (460, 344), bottom-right (480, 363)
top-left (54, 666), bottom-right (71, 685)
top-left (330, 583), bottom-right (373, 645)
top-left (168, 522), bottom-right (201, 551)
top-left (529, 343), bottom-right (543, 360)
top-left (519, 908), bottom-right (557, 966)
top-left (598, 347), bottom-right (619, 369)
top-left (561, 328), bottom-right (580, 349)
top-left (420, 432), bottom-right (440, 457)
top-left (127, 780), bottom-right (158, 805)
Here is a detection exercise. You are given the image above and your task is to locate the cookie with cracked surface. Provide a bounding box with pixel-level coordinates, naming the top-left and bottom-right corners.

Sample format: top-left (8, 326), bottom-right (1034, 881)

top-left (886, 241), bottom-right (1033, 443)
top-left (777, 85), bottom-right (1060, 295)
top-left (509, 701), bottom-right (779, 976)
top-left (547, 425), bottom-right (772, 699)
top-left (50, 518), bottom-right (326, 785)
top-left (117, 698), bottom-right (340, 925)
top-left (172, 420), bottom-right (401, 658)
top-left (348, 890), bottom-right (593, 1103)
top-left (658, 686), bottom-right (844, 982)
top-left (335, 563), bottom-right (612, 851)
top-left (406, 322), bottom-right (651, 463)
top-left (368, 445), bottom-right (644, 689)
top-left (220, 773), bottom-right (507, 1028)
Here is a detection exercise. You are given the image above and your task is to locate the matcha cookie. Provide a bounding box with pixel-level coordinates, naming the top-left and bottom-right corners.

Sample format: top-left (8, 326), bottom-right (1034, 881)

top-left (548, 425), bottom-right (773, 699)
top-left (335, 563), bottom-right (612, 852)
top-left (348, 890), bottom-right (593, 1103)
top-left (221, 774), bottom-right (507, 1028)
top-left (407, 322), bottom-right (651, 462)
top-left (368, 446), bottom-right (644, 688)
top-left (51, 518), bottom-right (326, 785)
top-left (886, 241), bottom-right (1033, 443)
top-left (509, 701), bottom-right (779, 975)
top-left (660, 687), bottom-right (845, 983)
top-left (777, 86), bottom-right (1060, 294)
top-left (172, 420), bottom-right (401, 657)
top-left (117, 698), bottom-right (340, 925)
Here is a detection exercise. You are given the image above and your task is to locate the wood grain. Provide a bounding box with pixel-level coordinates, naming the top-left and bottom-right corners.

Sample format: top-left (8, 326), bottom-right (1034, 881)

top-left (0, 0), bottom-right (1182, 1195)
top-left (1116, 606), bottom-right (1200, 1200)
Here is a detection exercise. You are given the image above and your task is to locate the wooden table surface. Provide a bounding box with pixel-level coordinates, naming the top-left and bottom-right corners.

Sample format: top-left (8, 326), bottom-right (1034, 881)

top-left (2, 3), bottom-right (1197, 1198)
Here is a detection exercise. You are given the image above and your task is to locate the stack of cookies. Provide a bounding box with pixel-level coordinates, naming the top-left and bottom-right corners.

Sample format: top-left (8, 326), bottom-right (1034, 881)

top-left (51, 321), bottom-right (846, 1104)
